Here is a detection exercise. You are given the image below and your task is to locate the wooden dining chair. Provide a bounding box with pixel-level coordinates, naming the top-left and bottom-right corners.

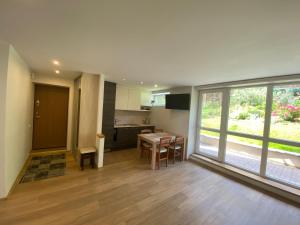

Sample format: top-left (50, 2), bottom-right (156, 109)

top-left (169, 136), bottom-right (185, 164)
top-left (151, 136), bottom-right (172, 169)
top-left (140, 129), bottom-right (152, 159)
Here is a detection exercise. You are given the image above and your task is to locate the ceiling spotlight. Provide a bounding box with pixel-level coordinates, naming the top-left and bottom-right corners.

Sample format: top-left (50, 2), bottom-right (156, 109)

top-left (122, 78), bottom-right (126, 81)
top-left (140, 81), bottom-right (144, 85)
top-left (55, 70), bottom-right (60, 74)
top-left (53, 60), bottom-right (60, 65)
top-left (154, 84), bottom-right (158, 88)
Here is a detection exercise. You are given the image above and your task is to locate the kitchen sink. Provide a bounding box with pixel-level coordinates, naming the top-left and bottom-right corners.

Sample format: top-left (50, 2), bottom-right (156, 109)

top-left (116, 123), bottom-right (139, 127)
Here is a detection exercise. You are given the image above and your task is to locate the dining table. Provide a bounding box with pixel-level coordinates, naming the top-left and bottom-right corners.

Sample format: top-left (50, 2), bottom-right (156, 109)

top-left (137, 132), bottom-right (178, 170)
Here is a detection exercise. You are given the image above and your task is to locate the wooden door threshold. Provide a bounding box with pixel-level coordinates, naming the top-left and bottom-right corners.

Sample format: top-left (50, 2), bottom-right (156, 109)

top-left (31, 148), bottom-right (68, 155)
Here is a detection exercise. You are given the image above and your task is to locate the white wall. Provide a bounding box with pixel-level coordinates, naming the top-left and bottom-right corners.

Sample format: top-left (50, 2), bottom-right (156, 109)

top-left (32, 74), bottom-right (75, 151)
top-left (151, 87), bottom-right (192, 136)
top-left (186, 87), bottom-right (198, 157)
top-left (96, 74), bottom-right (105, 167)
top-left (150, 86), bottom-right (197, 158)
top-left (78, 73), bottom-right (100, 148)
top-left (151, 107), bottom-right (190, 136)
top-left (0, 41), bottom-right (10, 198)
top-left (72, 73), bottom-right (104, 167)
top-left (96, 74), bottom-right (105, 134)
top-left (1, 45), bottom-right (34, 197)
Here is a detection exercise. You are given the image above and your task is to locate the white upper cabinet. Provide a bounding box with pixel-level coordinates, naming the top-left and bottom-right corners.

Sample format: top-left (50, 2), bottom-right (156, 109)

top-left (115, 85), bottom-right (152, 110)
top-left (128, 89), bottom-right (141, 110)
top-left (141, 91), bottom-right (152, 106)
top-left (115, 85), bottom-right (128, 110)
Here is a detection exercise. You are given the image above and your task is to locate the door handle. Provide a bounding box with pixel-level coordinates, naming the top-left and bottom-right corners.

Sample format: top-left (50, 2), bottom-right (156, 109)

top-left (35, 111), bottom-right (40, 119)
top-left (35, 99), bottom-right (40, 119)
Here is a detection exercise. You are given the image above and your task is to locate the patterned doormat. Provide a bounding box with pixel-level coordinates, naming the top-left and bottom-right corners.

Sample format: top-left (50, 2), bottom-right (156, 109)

top-left (20, 153), bottom-right (66, 183)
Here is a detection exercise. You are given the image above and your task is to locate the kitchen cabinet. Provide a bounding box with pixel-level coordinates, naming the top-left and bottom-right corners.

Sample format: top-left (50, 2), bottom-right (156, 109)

top-left (115, 85), bottom-right (152, 111)
top-left (115, 85), bottom-right (128, 110)
top-left (113, 127), bottom-right (138, 149)
top-left (115, 85), bottom-right (139, 110)
top-left (112, 126), bottom-right (155, 150)
top-left (141, 91), bottom-right (152, 106)
top-left (128, 89), bottom-right (141, 110)
top-left (102, 81), bottom-right (116, 149)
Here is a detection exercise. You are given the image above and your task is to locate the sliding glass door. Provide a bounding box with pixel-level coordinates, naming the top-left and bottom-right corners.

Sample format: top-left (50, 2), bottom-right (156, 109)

top-left (225, 86), bottom-right (267, 174)
top-left (266, 84), bottom-right (300, 187)
top-left (196, 82), bottom-right (300, 189)
top-left (197, 90), bottom-right (225, 159)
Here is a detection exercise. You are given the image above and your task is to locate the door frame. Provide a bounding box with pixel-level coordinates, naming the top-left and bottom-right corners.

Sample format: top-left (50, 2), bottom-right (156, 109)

top-left (196, 88), bottom-right (229, 162)
top-left (196, 81), bottom-right (300, 189)
top-left (32, 83), bottom-right (70, 151)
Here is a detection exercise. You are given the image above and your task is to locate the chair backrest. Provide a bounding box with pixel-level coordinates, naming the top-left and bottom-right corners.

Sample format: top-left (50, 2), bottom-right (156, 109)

top-left (141, 129), bottom-right (152, 134)
top-left (159, 136), bottom-right (172, 148)
top-left (170, 136), bottom-right (184, 149)
top-left (175, 136), bottom-right (184, 145)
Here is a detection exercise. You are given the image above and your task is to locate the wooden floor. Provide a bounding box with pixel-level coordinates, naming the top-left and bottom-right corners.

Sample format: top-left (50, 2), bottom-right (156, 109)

top-left (0, 149), bottom-right (299, 225)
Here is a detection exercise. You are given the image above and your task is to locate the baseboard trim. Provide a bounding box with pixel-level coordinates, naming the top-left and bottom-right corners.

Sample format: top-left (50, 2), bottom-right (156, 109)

top-left (5, 149), bottom-right (69, 199)
top-left (6, 153), bottom-right (32, 199)
top-left (190, 154), bottom-right (300, 204)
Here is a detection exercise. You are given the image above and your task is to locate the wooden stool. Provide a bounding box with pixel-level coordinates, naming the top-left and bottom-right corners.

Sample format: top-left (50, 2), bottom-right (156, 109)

top-left (79, 147), bottom-right (96, 170)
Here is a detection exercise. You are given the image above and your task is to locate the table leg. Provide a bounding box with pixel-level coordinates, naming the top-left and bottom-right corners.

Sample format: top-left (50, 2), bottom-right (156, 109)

top-left (137, 136), bottom-right (141, 152)
top-left (151, 143), bottom-right (156, 170)
top-left (182, 139), bottom-right (186, 161)
top-left (80, 155), bottom-right (84, 170)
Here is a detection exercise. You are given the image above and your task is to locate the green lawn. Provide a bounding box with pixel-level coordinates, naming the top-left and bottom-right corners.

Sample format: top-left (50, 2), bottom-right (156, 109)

top-left (201, 118), bottom-right (300, 154)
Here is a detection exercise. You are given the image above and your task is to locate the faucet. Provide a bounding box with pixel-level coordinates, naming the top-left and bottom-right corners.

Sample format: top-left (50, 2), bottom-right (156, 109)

top-left (114, 118), bottom-right (120, 125)
top-left (143, 117), bottom-right (150, 124)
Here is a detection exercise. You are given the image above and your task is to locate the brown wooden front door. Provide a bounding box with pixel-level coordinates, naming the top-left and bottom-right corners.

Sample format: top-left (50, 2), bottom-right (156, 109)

top-left (32, 84), bottom-right (69, 150)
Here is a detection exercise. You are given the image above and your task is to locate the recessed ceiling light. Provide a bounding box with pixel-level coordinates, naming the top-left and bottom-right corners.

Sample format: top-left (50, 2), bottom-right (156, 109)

top-left (122, 78), bottom-right (126, 81)
top-left (53, 60), bottom-right (60, 65)
top-left (154, 84), bottom-right (158, 88)
top-left (55, 70), bottom-right (60, 74)
top-left (140, 81), bottom-right (144, 85)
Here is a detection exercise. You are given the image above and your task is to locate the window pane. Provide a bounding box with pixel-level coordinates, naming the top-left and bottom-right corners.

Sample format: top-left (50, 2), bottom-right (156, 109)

top-left (200, 92), bottom-right (222, 129)
top-left (228, 87), bottom-right (267, 136)
top-left (152, 94), bottom-right (166, 106)
top-left (225, 135), bottom-right (262, 173)
top-left (266, 142), bottom-right (300, 187)
top-left (270, 85), bottom-right (300, 143)
top-left (199, 130), bottom-right (219, 158)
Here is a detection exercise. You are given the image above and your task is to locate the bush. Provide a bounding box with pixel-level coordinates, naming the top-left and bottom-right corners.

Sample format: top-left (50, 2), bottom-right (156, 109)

top-left (230, 88), bottom-right (266, 109)
top-left (248, 106), bottom-right (265, 118)
top-left (202, 102), bottom-right (221, 119)
top-left (279, 105), bottom-right (300, 122)
top-left (236, 111), bottom-right (250, 120)
top-left (229, 124), bottom-right (238, 131)
top-left (294, 99), bottom-right (300, 107)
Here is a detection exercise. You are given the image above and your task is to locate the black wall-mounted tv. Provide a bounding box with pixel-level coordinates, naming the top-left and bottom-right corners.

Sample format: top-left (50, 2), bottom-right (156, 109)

top-left (165, 94), bottom-right (190, 110)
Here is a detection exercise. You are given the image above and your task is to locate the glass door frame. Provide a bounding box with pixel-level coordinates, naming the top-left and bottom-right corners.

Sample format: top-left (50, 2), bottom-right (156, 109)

top-left (196, 81), bottom-right (300, 189)
top-left (264, 83), bottom-right (300, 188)
top-left (195, 88), bottom-right (230, 162)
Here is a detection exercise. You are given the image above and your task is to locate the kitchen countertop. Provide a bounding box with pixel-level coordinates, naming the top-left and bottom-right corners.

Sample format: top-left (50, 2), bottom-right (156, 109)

top-left (114, 124), bottom-right (155, 128)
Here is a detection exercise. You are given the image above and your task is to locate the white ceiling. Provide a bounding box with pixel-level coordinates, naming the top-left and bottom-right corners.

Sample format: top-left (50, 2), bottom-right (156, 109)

top-left (1, 0), bottom-right (300, 88)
